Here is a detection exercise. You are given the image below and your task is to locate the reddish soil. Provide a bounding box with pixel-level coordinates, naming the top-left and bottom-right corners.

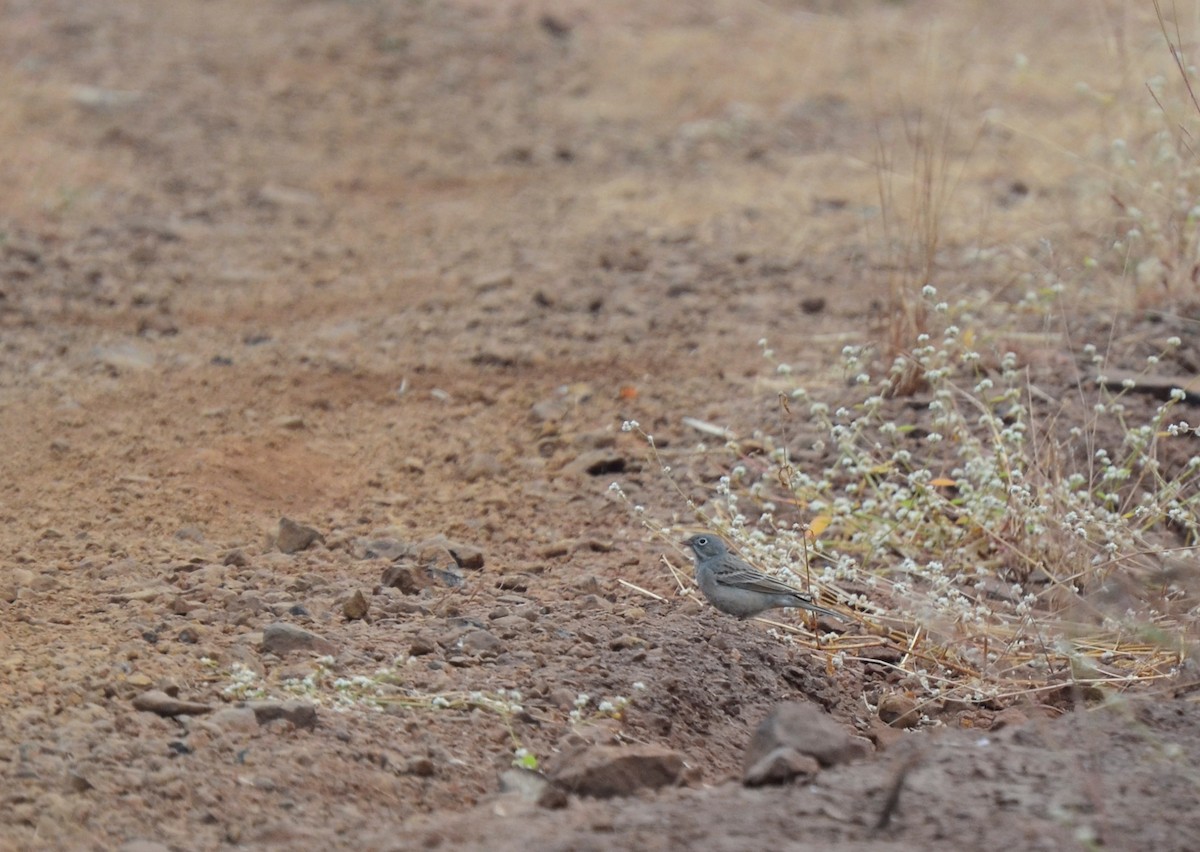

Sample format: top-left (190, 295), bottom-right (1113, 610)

top-left (3, 2), bottom-right (1199, 850)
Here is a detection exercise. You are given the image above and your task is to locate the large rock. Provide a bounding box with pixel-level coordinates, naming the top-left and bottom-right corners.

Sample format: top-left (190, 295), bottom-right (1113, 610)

top-left (260, 622), bottom-right (337, 656)
top-left (743, 701), bottom-right (870, 786)
top-left (247, 700), bottom-right (319, 730)
top-left (417, 535), bottom-right (484, 571)
top-left (276, 517), bottom-right (325, 554)
top-left (131, 690), bottom-right (213, 717)
top-left (547, 743), bottom-right (684, 798)
top-left (381, 563), bottom-right (436, 594)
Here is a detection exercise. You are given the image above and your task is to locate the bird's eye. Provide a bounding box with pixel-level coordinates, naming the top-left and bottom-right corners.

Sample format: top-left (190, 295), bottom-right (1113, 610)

top-left (696, 537), bottom-right (707, 546)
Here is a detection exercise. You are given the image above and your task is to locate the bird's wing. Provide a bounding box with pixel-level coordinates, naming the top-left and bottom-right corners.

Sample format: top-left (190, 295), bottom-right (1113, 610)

top-left (713, 565), bottom-right (813, 599)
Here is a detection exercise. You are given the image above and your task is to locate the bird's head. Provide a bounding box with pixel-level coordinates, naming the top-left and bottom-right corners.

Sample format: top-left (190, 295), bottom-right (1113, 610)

top-left (684, 533), bottom-right (727, 560)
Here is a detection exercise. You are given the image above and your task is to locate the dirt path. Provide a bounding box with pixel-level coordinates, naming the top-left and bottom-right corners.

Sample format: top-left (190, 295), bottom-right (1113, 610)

top-left (2, 2), bottom-right (1199, 849)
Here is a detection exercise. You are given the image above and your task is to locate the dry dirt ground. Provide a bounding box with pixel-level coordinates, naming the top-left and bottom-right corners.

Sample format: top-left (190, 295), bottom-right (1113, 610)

top-left (3, 1), bottom-right (1200, 850)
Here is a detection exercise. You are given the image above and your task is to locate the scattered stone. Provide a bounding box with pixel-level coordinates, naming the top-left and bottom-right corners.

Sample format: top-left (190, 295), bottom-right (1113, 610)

top-left (576, 538), bottom-right (616, 553)
top-left (989, 706), bottom-right (1030, 731)
top-left (473, 269), bottom-right (514, 291)
top-left (577, 594), bottom-right (605, 611)
top-left (462, 453), bottom-right (502, 483)
top-left (174, 525), bottom-right (205, 543)
top-left (110, 585), bottom-right (171, 604)
top-left (66, 769), bottom-right (95, 792)
top-left (255, 183), bottom-right (319, 207)
top-left (207, 706), bottom-right (259, 734)
top-left (425, 564), bottom-right (466, 588)
top-left (0, 568), bottom-right (33, 602)
top-left (381, 563), bottom-right (434, 595)
top-left (548, 743), bottom-right (684, 798)
top-left (742, 701), bottom-right (869, 786)
top-left (260, 622), bottom-right (337, 656)
top-left (562, 449), bottom-right (626, 477)
top-left (94, 342), bottom-right (157, 372)
top-left (489, 615), bottom-right (530, 638)
top-left (857, 643), bottom-right (905, 665)
top-left (570, 574), bottom-right (605, 595)
top-left (408, 636), bottom-right (437, 656)
top-left (538, 540), bottom-right (572, 558)
top-left (405, 756), bottom-right (436, 777)
top-left (572, 430), bottom-right (616, 450)
top-left (71, 85), bottom-right (142, 109)
top-left (342, 590), bottom-right (370, 621)
top-left (223, 549), bottom-right (250, 567)
top-left (800, 296), bottom-right (827, 314)
top-left (131, 690), bottom-right (213, 717)
top-left (743, 748), bottom-right (821, 787)
top-left (496, 575), bottom-right (531, 592)
top-left (609, 634), bottom-right (645, 651)
top-left (227, 592), bottom-right (264, 619)
top-left (457, 629), bottom-right (505, 657)
top-left (360, 538), bottom-right (408, 560)
top-left (419, 535), bottom-right (485, 571)
top-left (247, 700), bottom-right (318, 730)
top-left (276, 517), bottom-right (324, 554)
top-left (383, 538), bottom-right (476, 591)
top-left (515, 604), bottom-right (540, 622)
top-left (878, 694), bottom-right (921, 729)
top-left (530, 397), bottom-right (570, 423)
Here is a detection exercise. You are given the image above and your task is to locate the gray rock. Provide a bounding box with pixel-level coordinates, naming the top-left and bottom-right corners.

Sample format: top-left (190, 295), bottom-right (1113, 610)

top-left (743, 701), bottom-right (869, 787)
top-left (93, 342), bottom-right (156, 372)
top-left (360, 538), bottom-right (408, 560)
top-left (381, 562), bottom-right (434, 595)
top-left (418, 535), bottom-right (485, 571)
top-left (743, 747), bottom-right (821, 787)
top-left (488, 615), bottom-right (530, 638)
top-left (405, 756), bottom-right (436, 777)
top-left (461, 453), bottom-right (502, 483)
top-left (0, 567), bottom-right (34, 602)
top-left (381, 559), bottom-right (464, 593)
top-left (208, 706), bottom-right (259, 734)
top-left (276, 517), bottom-right (324, 554)
top-left (408, 635), bottom-right (437, 656)
top-left (66, 768), bottom-right (95, 792)
top-left (131, 690), bottom-right (213, 717)
top-left (71, 85), bottom-right (143, 109)
top-left (530, 396), bottom-right (570, 423)
top-left (260, 622), bottom-right (337, 656)
top-left (174, 525), bottom-right (205, 543)
top-left (247, 700), bottom-right (318, 730)
top-left (457, 629), bottom-right (505, 657)
top-left (342, 590), bottom-right (370, 620)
